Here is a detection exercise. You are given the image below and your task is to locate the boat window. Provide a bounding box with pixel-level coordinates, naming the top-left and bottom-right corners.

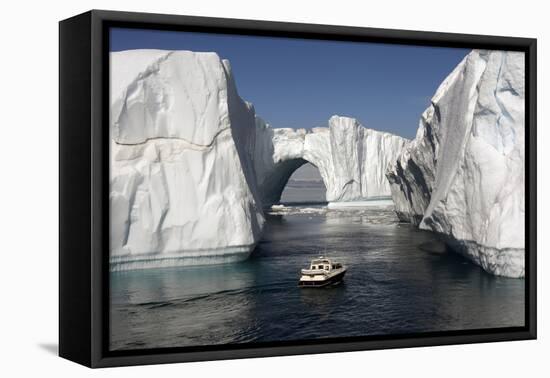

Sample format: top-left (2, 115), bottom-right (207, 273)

top-left (311, 265), bottom-right (317, 270)
top-left (325, 266), bottom-right (329, 270)
top-left (317, 265), bottom-right (323, 270)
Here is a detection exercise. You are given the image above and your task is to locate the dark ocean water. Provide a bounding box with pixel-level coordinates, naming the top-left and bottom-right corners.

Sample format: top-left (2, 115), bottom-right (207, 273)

top-left (110, 204), bottom-right (524, 351)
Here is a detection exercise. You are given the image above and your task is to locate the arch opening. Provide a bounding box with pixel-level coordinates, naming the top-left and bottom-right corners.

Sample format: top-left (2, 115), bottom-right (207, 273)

top-left (280, 162), bottom-right (327, 205)
top-left (259, 159), bottom-right (328, 207)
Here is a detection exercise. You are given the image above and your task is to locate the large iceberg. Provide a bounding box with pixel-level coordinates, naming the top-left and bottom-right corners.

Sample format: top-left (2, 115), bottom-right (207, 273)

top-left (110, 50), bottom-right (264, 271)
top-left (109, 50), bottom-right (408, 271)
top-left (254, 115), bottom-right (408, 206)
top-left (109, 48), bottom-right (525, 277)
top-left (386, 50), bottom-right (525, 278)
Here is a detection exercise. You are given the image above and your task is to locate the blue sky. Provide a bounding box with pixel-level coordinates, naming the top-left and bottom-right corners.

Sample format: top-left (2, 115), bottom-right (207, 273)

top-left (111, 28), bottom-right (470, 139)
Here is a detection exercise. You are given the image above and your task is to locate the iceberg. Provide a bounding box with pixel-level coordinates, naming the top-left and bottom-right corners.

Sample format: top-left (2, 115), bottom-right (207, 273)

top-left (386, 50), bottom-right (525, 278)
top-left (254, 115), bottom-right (408, 206)
top-left (112, 48), bottom-right (527, 278)
top-left (110, 50), bottom-right (264, 271)
top-left (109, 50), bottom-right (408, 271)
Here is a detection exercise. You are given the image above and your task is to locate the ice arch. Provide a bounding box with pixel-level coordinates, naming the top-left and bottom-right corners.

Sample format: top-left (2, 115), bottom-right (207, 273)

top-left (254, 115), bottom-right (408, 206)
top-left (108, 49), bottom-right (408, 270)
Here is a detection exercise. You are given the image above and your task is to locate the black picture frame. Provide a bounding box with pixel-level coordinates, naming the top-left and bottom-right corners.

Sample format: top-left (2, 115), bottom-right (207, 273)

top-left (59, 9), bottom-right (537, 368)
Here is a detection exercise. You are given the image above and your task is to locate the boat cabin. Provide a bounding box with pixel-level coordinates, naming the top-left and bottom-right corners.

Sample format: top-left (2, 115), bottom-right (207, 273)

top-left (309, 258), bottom-right (342, 272)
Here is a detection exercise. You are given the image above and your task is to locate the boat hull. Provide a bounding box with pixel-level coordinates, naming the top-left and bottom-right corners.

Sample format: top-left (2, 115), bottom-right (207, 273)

top-left (298, 269), bottom-right (346, 288)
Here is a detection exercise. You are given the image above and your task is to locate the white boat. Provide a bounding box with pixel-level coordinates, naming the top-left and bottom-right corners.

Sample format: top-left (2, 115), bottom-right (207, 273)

top-left (298, 257), bottom-right (347, 287)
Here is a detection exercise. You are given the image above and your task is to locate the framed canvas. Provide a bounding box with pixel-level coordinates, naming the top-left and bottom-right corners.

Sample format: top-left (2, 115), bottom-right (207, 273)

top-left (59, 9), bottom-right (537, 368)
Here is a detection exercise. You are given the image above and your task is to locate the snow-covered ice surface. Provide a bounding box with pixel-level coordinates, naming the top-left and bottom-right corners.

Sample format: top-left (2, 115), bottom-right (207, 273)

top-left (110, 50), bottom-right (264, 271)
top-left (254, 115), bottom-right (408, 206)
top-left (386, 50), bottom-right (525, 278)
